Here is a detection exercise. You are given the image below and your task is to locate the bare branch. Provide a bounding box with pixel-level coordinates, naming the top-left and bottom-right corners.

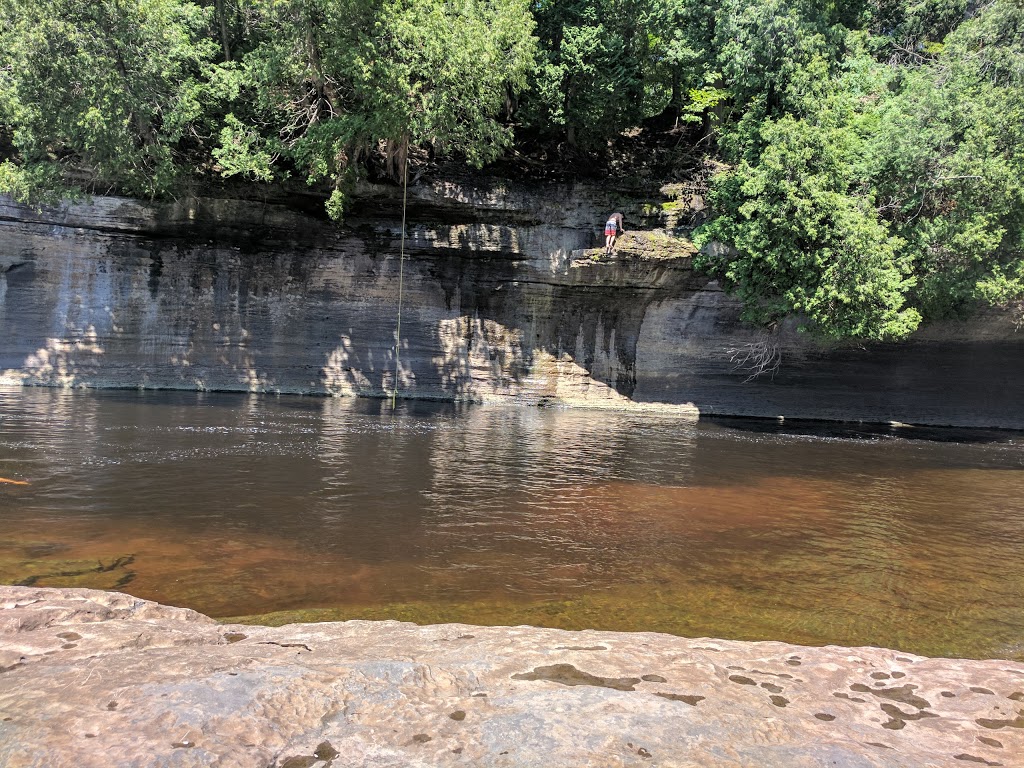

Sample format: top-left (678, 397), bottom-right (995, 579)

top-left (725, 328), bottom-right (782, 382)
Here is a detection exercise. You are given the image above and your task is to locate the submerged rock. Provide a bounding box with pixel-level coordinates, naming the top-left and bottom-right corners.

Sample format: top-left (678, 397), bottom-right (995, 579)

top-left (1, 587), bottom-right (1022, 767)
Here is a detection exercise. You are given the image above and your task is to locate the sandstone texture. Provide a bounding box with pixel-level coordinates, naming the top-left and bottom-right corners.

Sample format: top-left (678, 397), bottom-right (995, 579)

top-left (1, 587), bottom-right (1023, 767)
top-left (1, 180), bottom-right (1023, 427)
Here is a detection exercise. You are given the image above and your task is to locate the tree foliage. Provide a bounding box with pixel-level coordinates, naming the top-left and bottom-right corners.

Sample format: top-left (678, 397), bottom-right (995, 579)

top-left (697, 0), bottom-right (1024, 339)
top-left (236, 0), bottom-right (535, 208)
top-left (0, 0), bottom-right (218, 200)
top-left (871, 0), bottom-right (1024, 318)
top-left (696, 108), bottom-right (921, 341)
top-left (0, 0), bottom-right (1022, 338)
top-left (0, 0), bottom-right (537, 212)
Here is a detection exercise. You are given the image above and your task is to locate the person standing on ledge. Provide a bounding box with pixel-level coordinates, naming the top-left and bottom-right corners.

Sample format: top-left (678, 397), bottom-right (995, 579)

top-left (604, 212), bottom-right (625, 255)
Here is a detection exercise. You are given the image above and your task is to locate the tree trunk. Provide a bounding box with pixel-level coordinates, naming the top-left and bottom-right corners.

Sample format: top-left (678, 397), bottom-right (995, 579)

top-left (216, 0), bottom-right (232, 62)
top-left (304, 0), bottom-right (328, 121)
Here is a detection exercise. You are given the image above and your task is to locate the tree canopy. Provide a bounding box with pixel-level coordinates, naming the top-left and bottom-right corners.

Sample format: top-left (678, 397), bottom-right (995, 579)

top-left (1, 0), bottom-right (1022, 340)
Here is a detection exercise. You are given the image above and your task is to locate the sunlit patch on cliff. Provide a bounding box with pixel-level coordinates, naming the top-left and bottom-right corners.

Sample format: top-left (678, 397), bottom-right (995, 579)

top-left (383, 335), bottom-right (416, 397)
top-left (323, 335), bottom-right (367, 396)
top-left (235, 349), bottom-right (275, 393)
top-left (433, 316), bottom-right (528, 401)
top-left (5, 326), bottom-right (104, 387)
top-left (541, 352), bottom-right (633, 405)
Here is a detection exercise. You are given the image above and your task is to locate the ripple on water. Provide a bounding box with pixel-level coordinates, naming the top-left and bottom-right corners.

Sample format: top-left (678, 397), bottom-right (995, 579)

top-left (1, 389), bottom-right (1023, 660)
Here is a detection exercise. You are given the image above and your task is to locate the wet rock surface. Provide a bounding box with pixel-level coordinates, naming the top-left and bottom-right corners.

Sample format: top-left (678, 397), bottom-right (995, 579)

top-left (1, 587), bottom-right (1022, 767)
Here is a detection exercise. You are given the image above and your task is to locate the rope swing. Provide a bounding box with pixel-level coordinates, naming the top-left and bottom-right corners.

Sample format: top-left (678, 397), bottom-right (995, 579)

top-left (391, 137), bottom-right (410, 409)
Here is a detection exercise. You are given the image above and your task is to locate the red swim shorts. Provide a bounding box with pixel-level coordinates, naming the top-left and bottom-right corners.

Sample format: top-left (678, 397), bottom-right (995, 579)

top-left (605, 222), bottom-right (617, 236)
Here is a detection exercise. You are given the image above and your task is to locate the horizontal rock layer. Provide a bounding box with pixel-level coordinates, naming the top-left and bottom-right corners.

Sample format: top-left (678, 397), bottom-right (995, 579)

top-left (1, 587), bottom-right (1022, 768)
top-left (1, 183), bottom-right (1022, 427)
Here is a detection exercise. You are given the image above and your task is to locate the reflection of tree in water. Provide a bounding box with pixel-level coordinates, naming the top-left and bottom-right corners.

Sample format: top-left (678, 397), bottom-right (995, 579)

top-left (3, 387), bottom-right (1024, 655)
top-left (2, 387), bottom-right (102, 471)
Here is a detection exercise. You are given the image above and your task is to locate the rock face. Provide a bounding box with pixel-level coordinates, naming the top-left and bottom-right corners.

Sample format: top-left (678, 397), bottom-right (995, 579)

top-left (1, 181), bottom-right (1023, 427)
top-left (1, 587), bottom-right (1023, 768)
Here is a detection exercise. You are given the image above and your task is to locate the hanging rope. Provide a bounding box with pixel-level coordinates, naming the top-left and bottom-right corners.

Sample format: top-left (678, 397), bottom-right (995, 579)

top-left (391, 138), bottom-right (409, 409)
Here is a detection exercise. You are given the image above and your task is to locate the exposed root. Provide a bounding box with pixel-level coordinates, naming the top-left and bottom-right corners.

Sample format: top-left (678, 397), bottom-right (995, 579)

top-left (726, 329), bottom-right (781, 382)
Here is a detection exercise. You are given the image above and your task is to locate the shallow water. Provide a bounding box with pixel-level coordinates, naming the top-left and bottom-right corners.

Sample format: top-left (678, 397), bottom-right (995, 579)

top-left (1, 387), bottom-right (1023, 660)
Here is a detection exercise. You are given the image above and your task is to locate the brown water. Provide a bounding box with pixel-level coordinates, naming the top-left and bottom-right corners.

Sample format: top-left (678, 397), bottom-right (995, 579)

top-left (1, 387), bottom-right (1023, 660)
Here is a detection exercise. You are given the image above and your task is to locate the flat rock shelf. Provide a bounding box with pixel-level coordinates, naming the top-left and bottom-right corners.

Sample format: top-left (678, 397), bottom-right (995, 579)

top-left (1, 587), bottom-right (1022, 767)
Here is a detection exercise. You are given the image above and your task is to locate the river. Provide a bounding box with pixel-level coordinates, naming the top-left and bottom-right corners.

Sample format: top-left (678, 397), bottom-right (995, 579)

top-left (1, 387), bottom-right (1022, 661)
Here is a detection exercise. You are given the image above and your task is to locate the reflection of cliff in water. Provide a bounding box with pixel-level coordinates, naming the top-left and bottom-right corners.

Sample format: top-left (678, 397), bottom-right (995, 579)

top-left (3, 388), bottom-right (1024, 659)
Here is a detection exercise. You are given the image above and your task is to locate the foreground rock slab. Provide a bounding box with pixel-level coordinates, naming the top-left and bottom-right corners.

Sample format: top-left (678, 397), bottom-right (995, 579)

top-left (1, 588), bottom-right (1022, 767)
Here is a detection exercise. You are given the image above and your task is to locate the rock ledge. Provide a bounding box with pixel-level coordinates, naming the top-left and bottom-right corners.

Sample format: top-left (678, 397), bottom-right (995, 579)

top-left (1, 587), bottom-right (1022, 767)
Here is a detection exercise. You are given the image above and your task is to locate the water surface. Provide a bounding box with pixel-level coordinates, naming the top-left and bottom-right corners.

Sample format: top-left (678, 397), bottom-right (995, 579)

top-left (1, 388), bottom-right (1022, 660)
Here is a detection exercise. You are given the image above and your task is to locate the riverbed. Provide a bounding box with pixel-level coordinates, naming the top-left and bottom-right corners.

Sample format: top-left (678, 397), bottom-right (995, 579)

top-left (1, 387), bottom-right (1022, 660)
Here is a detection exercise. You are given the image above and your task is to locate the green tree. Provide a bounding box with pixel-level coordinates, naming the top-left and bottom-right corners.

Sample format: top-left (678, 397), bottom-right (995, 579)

top-left (698, 0), bottom-right (1024, 338)
top-left (233, 0), bottom-right (537, 216)
top-left (0, 0), bottom-right (219, 201)
top-left (696, 109), bottom-right (921, 340)
top-left (869, 0), bottom-right (1024, 319)
top-left (521, 0), bottom-right (717, 149)
top-left (696, 46), bottom-right (923, 341)
top-left (866, 0), bottom-right (968, 59)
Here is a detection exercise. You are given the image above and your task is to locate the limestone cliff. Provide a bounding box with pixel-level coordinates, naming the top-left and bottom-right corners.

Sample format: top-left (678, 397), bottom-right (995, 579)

top-left (1, 179), bottom-right (1022, 428)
